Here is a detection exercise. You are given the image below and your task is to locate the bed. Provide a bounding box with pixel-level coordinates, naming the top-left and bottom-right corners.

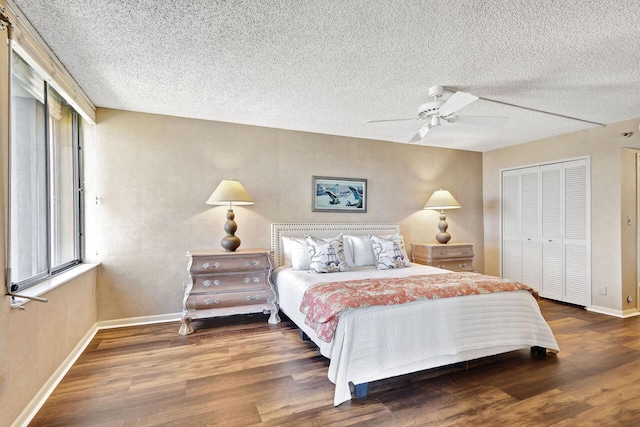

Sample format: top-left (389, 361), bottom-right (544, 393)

top-left (270, 223), bottom-right (559, 406)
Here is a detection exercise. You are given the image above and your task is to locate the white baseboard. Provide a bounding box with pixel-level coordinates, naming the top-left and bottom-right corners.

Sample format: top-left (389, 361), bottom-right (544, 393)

top-left (587, 305), bottom-right (640, 318)
top-left (12, 312), bottom-right (182, 427)
top-left (96, 312), bottom-right (182, 329)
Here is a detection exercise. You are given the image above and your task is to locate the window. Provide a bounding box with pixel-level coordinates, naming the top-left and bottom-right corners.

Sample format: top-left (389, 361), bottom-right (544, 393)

top-left (9, 52), bottom-right (82, 292)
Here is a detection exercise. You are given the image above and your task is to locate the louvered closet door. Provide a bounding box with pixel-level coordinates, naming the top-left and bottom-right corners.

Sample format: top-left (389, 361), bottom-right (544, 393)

top-left (520, 167), bottom-right (541, 291)
top-left (502, 169), bottom-right (521, 281)
top-left (540, 164), bottom-right (563, 301)
top-left (563, 159), bottom-right (589, 306)
top-left (501, 158), bottom-right (590, 306)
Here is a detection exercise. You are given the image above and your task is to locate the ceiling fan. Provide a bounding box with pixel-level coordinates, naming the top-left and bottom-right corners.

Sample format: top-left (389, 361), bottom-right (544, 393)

top-left (367, 85), bottom-right (510, 143)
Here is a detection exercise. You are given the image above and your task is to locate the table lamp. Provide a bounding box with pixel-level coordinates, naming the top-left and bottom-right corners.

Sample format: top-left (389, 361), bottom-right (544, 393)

top-left (206, 179), bottom-right (254, 251)
top-left (423, 189), bottom-right (461, 244)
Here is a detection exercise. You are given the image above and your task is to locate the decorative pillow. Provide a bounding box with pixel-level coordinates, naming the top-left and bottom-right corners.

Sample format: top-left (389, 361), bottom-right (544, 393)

top-left (369, 233), bottom-right (412, 270)
top-left (305, 234), bottom-right (349, 273)
top-left (344, 234), bottom-right (375, 266)
top-left (281, 236), bottom-right (309, 269)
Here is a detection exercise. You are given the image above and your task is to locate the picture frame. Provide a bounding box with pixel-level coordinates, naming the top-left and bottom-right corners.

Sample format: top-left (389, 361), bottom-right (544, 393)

top-left (312, 176), bottom-right (367, 213)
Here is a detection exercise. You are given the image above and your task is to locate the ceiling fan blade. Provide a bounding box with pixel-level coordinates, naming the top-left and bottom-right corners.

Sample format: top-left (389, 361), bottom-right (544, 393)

top-left (447, 115), bottom-right (509, 127)
top-left (408, 124), bottom-right (430, 143)
top-left (438, 91), bottom-right (479, 117)
top-left (367, 117), bottom-right (419, 123)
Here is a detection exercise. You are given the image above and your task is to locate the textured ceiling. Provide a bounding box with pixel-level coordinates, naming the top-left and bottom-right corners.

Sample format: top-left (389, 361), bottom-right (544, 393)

top-left (10, 0), bottom-right (640, 151)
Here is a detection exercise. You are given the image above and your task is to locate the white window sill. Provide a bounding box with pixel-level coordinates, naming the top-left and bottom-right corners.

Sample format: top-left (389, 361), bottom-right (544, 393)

top-left (9, 263), bottom-right (100, 309)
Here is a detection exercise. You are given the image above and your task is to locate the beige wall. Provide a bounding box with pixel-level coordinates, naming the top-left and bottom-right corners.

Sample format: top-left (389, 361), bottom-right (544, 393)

top-left (94, 108), bottom-right (485, 321)
top-left (483, 118), bottom-right (640, 313)
top-left (0, 269), bottom-right (97, 426)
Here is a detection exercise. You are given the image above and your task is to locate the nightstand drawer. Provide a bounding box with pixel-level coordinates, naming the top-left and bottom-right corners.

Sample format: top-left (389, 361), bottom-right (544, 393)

top-left (425, 245), bottom-right (474, 260)
top-left (192, 272), bottom-right (269, 292)
top-left (185, 290), bottom-right (271, 310)
top-left (190, 254), bottom-right (268, 274)
top-left (431, 260), bottom-right (475, 272)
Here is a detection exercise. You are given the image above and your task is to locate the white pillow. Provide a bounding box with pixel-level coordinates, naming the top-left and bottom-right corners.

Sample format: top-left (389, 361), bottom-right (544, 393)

top-left (344, 234), bottom-right (375, 266)
top-left (342, 236), bottom-right (355, 267)
top-left (281, 236), bottom-right (309, 269)
top-left (305, 234), bottom-right (349, 273)
top-left (291, 245), bottom-right (310, 270)
top-left (369, 233), bottom-right (411, 270)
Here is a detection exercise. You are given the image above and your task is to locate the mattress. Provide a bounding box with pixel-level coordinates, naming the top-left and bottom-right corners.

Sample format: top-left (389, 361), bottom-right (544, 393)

top-left (272, 263), bottom-right (560, 405)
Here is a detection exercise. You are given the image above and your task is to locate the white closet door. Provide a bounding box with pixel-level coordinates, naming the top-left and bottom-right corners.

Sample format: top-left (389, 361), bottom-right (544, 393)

top-left (501, 158), bottom-right (590, 306)
top-left (563, 159), bottom-right (589, 306)
top-left (540, 164), bottom-right (563, 300)
top-left (520, 167), bottom-right (541, 290)
top-left (502, 169), bottom-right (521, 281)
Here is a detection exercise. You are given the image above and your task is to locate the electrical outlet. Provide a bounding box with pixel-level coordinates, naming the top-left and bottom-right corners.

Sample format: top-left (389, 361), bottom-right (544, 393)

top-left (599, 287), bottom-right (607, 296)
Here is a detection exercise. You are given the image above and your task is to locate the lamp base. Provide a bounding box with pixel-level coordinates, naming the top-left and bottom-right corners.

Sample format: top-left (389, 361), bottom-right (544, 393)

top-left (435, 232), bottom-right (451, 244)
top-left (221, 209), bottom-right (241, 252)
top-left (221, 235), bottom-right (241, 252)
top-left (435, 211), bottom-right (452, 244)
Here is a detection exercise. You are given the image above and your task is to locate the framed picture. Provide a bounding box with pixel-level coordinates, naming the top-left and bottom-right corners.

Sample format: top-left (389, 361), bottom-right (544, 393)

top-left (312, 176), bottom-right (367, 213)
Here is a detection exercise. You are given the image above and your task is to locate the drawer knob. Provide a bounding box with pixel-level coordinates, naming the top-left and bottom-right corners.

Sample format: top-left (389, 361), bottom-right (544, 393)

top-left (245, 260), bottom-right (262, 267)
top-left (245, 295), bottom-right (261, 301)
top-left (204, 298), bottom-right (221, 305)
top-left (203, 280), bottom-right (220, 287)
top-left (203, 262), bottom-right (220, 269)
top-left (244, 277), bottom-right (262, 284)
top-left (438, 251), bottom-right (446, 255)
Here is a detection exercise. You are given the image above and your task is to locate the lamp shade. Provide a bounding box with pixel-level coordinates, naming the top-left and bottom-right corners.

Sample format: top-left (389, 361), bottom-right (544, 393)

top-left (423, 189), bottom-right (461, 211)
top-left (206, 179), bottom-right (254, 206)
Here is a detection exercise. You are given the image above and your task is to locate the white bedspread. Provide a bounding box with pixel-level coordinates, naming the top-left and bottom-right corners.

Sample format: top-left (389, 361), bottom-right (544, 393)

top-left (272, 264), bottom-right (559, 406)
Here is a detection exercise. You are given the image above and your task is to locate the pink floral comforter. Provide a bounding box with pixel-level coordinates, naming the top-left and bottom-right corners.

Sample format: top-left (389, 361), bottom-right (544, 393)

top-left (299, 272), bottom-right (538, 343)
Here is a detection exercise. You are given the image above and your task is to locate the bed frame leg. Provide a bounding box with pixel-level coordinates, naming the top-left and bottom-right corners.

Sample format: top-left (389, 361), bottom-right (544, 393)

top-left (300, 330), bottom-right (311, 341)
top-left (354, 382), bottom-right (369, 399)
top-left (531, 346), bottom-right (547, 358)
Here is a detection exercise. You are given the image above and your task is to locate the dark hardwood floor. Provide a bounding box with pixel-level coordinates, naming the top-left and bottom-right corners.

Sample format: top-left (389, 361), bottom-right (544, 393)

top-left (29, 300), bottom-right (640, 426)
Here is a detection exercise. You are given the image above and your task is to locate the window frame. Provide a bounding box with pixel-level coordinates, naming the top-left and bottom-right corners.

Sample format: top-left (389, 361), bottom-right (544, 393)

top-left (8, 51), bottom-right (84, 294)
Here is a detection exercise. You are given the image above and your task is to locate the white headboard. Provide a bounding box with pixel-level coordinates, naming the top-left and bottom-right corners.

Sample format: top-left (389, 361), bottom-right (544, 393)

top-left (270, 223), bottom-right (400, 268)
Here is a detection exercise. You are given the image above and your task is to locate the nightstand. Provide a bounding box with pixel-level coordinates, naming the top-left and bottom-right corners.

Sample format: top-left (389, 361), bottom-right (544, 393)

top-left (410, 242), bottom-right (475, 272)
top-left (179, 249), bottom-right (280, 335)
